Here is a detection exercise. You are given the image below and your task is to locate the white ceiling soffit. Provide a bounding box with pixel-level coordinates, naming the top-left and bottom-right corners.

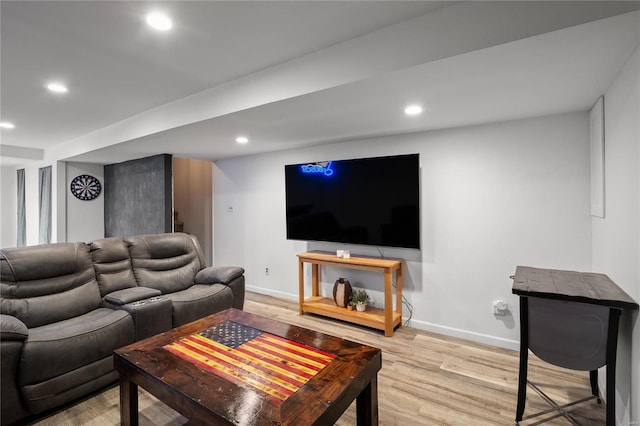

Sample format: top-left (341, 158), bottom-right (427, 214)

top-left (1, 1), bottom-right (639, 165)
top-left (0, 145), bottom-right (44, 167)
top-left (67, 10), bottom-right (640, 165)
top-left (1, 1), bottom-right (450, 151)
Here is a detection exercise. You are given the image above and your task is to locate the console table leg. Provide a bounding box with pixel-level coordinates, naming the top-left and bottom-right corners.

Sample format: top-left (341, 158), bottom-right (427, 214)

top-left (606, 308), bottom-right (620, 426)
top-left (356, 375), bottom-right (378, 426)
top-left (515, 297), bottom-right (529, 422)
top-left (312, 264), bottom-right (320, 297)
top-left (120, 376), bottom-right (138, 426)
top-left (589, 370), bottom-right (599, 400)
top-left (384, 270), bottom-right (393, 337)
top-left (298, 260), bottom-right (304, 315)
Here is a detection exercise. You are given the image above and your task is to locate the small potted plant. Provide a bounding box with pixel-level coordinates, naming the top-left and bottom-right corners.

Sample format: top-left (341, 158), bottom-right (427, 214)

top-left (351, 289), bottom-right (369, 312)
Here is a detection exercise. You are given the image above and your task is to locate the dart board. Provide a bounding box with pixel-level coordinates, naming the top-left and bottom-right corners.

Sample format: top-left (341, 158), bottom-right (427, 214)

top-left (70, 175), bottom-right (102, 201)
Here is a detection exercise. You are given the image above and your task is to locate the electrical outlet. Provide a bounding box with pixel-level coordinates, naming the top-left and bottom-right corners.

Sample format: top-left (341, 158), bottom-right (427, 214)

top-left (227, 205), bottom-right (234, 213)
top-left (493, 299), bottom-right (508, 315)
top-left (265, 267), bottom-right (270, 275)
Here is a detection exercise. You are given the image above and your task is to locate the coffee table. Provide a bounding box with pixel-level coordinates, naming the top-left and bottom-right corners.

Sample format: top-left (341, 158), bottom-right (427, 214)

top-left (114, 308), bottom-right (382, 425)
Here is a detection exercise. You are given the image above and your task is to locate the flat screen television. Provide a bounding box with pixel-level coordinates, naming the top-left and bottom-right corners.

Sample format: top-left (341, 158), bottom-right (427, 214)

top-left (285, 153), bottom-right (420, 249)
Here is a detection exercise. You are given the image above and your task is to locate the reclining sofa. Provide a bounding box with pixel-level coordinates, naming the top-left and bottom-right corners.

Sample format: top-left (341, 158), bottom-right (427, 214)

top-left (0, 232), bottom-right (244, 425)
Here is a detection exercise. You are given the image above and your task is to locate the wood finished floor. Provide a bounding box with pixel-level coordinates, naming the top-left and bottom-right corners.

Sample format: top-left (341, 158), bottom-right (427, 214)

top-left (29, 292), bottom-right (605, 425)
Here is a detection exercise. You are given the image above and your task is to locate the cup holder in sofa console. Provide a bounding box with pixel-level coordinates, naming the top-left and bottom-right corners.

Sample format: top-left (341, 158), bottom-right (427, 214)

top-left (102, 288), bottom-right (172, 341)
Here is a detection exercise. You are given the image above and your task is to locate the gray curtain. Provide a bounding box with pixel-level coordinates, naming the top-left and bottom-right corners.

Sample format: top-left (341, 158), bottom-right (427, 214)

top-left (17, 169), bottom-right (26, 246)
top-left (39, 166), bottom-right (52, 244)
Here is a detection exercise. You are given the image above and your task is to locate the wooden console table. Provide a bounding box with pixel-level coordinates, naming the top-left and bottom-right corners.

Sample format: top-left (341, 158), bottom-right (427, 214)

top-left (512, 266), bottom-right (638, 425)
top-left (297, 251), bottom-right (403, 337)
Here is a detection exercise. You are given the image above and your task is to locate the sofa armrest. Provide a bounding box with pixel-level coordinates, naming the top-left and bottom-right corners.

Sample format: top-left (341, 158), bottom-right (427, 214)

top-left (0, 314), bottom-right (28, 342)
top-left (195, 266), bottom-right (244, 285)
top-left (104, 287), bottom-right (162, 306)
top-left (1, 315), bottom-right (29, 424)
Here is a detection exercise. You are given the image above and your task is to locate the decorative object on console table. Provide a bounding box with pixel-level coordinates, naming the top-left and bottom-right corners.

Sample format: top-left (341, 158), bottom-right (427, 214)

top-left (351, 289), bottom-right (369, 312)
top-left (332, 278), bottom-right (352, 308)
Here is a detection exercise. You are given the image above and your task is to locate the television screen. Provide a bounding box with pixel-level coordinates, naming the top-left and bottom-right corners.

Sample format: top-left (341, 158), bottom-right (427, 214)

top-left (285, 154), bottom-right (420, 249)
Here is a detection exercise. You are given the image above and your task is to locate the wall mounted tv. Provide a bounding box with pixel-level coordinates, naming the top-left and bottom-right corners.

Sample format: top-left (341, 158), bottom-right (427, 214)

top-left (285, 153), bottom-right (420, 249)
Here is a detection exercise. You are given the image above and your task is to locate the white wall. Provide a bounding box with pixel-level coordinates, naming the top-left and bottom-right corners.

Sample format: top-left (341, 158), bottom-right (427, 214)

top-left (24, 166), bottom-right (39, 245)
top-left (52, 161), bottom-right (65, 242)
top-left (592, 46), bottom-right (640, 425)
top-left (0, 160), bottom-right (118, 247)
top-left (66, 162), bottom-right (105, 242)
top-left (2, 163), bottom-right (54, 246)
top-left (213, 111), bottom-right (591, 349)
top-left (0, 166), bottom-right (18, 248)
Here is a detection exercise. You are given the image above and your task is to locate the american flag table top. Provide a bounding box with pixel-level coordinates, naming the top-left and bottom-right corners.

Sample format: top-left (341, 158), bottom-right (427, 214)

top-left (164, 320), bottom-right (336, 403)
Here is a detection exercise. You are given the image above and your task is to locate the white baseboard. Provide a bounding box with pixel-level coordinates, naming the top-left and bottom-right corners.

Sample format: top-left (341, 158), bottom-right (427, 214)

top-left (246, 285), bottom-right (298, 301)
top-left (406, 318), bottom-right (519, 351)
top-left (598, 370), bottom-right (607, 403)
top-left (246, 287), bottom-right (519, 350)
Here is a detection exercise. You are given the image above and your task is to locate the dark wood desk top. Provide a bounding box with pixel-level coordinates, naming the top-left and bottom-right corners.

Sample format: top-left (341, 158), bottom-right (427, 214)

top-left (114, 308), bottom-right (381, 425)
top-left (512, 265), bottom-right (638, 310)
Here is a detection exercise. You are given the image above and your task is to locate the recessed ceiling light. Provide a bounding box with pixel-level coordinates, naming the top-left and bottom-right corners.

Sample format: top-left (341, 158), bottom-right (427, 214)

top-left (235, 136), bottom-right (249, 144)
top-left (0, 122), bottom-right (15, 129)
top-left (404, 105), bottom-right (423, 116)
top-left (46, 82), bottom-right (68, 94)
top-left (146, 11), bottom-right (173, 31)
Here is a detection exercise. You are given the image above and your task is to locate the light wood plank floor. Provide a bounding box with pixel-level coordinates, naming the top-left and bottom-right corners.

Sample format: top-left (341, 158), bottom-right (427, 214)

top-left (29, 292), bottom-right (605, 425)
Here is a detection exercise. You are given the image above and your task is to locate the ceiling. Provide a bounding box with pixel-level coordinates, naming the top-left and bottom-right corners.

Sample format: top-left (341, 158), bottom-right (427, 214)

top-left (1, 1), bottom-right (639, 166)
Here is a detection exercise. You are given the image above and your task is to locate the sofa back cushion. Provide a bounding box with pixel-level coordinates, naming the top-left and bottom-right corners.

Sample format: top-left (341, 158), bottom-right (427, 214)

top-left (89, 237), bottom-right (137, 297)
top-left (126, 233), bottom-right (203, 294)
top-left (0, 242), bottom-right (101, 328)
top-left (187, 233), bottom-right (207, 268)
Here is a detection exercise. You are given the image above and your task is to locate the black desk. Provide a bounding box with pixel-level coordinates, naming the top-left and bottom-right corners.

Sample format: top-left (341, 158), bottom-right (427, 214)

top-left (512, 266), bottom-right (638, 425)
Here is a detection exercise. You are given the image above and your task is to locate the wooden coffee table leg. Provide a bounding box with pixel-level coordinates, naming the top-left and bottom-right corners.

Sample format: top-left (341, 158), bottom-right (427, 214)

top-left (120, 376), bottom-right (139, 426)
top-left (356, 375), bottom-right (378, 426)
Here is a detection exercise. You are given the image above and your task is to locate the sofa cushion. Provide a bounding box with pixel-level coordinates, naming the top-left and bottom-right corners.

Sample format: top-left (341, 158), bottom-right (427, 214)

top-left (1, 243), bottom-right (101, 328)
top-left (126, 233), bottom-right (203, 294)
top-left (187, 233), bottom-right (207, 269)
top-left (19, 308), bottom-right (133, 386)
top-left (163, 284), bottom-right (233, 327)
top-left (21, 357), bottom-right (119, 415)
top-left (0, 314), bottom-right (28, 341)
top-left (89, 237), bottom-right (137, 297)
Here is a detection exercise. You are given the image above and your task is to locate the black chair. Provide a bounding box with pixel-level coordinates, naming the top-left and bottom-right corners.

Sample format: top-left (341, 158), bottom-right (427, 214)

top-left (515, 297), bottom-right (615, 424)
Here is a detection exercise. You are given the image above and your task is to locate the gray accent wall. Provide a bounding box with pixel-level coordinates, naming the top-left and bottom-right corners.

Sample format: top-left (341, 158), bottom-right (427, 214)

top-left (104, 154), bottom-right (172, 237)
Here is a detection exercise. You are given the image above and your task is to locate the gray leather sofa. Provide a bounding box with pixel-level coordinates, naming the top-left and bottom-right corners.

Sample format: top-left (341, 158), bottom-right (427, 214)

top-left (0, 232), bottom-right (244, 425)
